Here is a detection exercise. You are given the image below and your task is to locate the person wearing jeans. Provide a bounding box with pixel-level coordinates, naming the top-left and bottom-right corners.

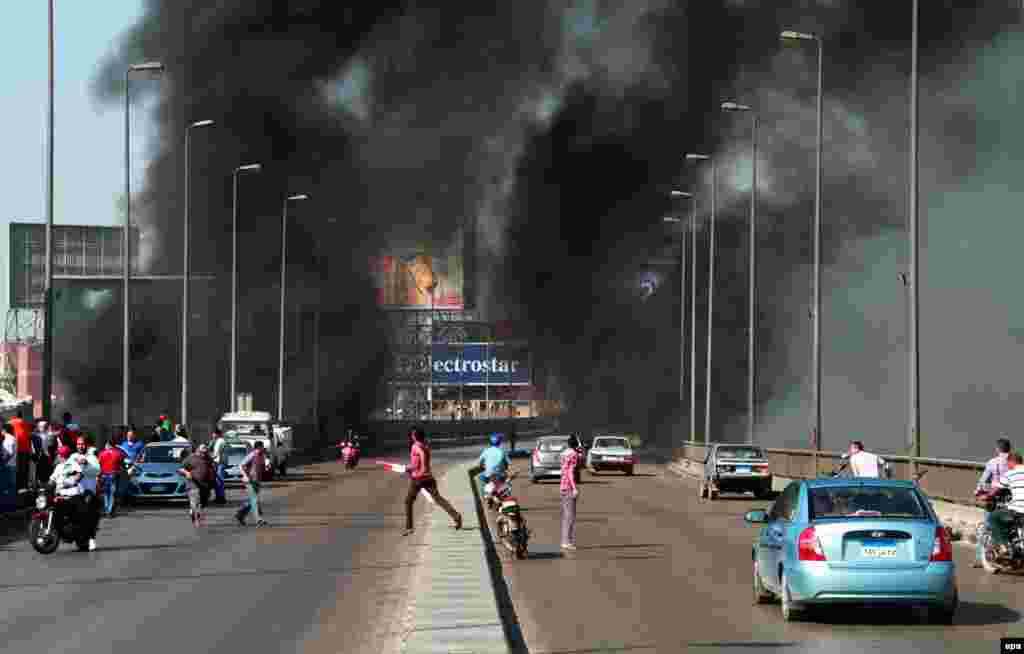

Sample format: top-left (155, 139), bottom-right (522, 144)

top-left (236, 441), bottom-right (267, 527)
top-left (98, 441), bottom-right (126, 516)
top-left (560, 434), bottom-right (581, 551)
top-left (210, 429), bottom-right (228, 504)
top-left (975, 437), bottom-right (1011, 567)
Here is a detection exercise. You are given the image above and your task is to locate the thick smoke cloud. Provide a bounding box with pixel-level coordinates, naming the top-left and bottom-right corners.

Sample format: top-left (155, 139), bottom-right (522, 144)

top-left (82, 1), bottom-right (1024, 459)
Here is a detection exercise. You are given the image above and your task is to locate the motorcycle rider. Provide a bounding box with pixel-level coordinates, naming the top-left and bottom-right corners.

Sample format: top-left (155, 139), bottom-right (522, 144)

top-left (986, 451), bottom-right (1024, 558)
top-left (975, 437), bottom-right (1013, 566)
top-left (470, 433), bottom-right (513, 497)
top-left (48, 445), bottom-right (87, 546)
top-left (847, 441), bottom-right (888, 478)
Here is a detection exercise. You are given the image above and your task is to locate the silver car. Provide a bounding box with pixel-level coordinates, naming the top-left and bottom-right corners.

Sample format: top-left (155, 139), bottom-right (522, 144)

top-left (586, 435), bottom-right (635, 475)
top-left (529, 435), bottom-right (581, 484)
top-left (702, 443), bottom-right (772, 500)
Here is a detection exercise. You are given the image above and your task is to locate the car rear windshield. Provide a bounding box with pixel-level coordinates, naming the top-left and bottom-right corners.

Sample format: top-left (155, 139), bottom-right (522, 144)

top-left (143, 447), bottom-right (190, 464)
top-left (594, 438), bottom-right (630, 449)
top-left (540, 438), bottom-right (568, 452)
top-left (716, 447), bottom-right (764, 459)
top-left (225, 448), bottom-right (249, 465)
top-left (809, 486), bottom-right (929, 520)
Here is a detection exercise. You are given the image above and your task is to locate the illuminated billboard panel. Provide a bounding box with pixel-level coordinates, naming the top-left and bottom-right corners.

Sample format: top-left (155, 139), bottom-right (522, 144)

top-left (369, 239), bottom-right (463, 310)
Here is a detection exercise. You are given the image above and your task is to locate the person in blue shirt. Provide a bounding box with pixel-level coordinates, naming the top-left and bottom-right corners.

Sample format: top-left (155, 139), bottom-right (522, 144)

top-left (470, 434), bottom-right (513, 494)
top-left (117, 426), bottom-right (145, 499)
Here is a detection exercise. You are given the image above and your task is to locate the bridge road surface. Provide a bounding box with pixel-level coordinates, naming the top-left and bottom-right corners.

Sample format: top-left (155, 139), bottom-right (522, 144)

top-left (498, 448), bottom-right (1024, 654)
top-left (0, 443), bottom-right (483, 654)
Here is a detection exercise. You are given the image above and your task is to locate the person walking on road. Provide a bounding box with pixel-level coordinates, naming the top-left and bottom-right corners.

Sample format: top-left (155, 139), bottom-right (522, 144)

top-left (403, 428), bottom-right (462, 536)
top-left (974, 437), bottom-right (1012, 567)
top-left (236, 441), bottom-right (268, 527)
top-left (560, 434), bottom-right (582, 551)
top-left (118, 426), bottom-right (144, 501)
top-left (0, 425), bottom-right (17, 512)
top-left (98, 440), bottom-right (126, 517)
top-left (8, 410), bottom-right (33, 492)
top-left (180, 443), bottom-right (216, 527)
top-left (73, 436), bottom-right (101, 550)
top-left (210, 428), bottom-right (229, 505)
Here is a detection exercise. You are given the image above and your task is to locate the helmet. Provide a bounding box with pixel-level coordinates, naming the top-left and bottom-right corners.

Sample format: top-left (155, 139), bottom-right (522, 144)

top-left (57, 445), bottom-right (71, 459)
top-left (490, 433), bottom-right (502, 446)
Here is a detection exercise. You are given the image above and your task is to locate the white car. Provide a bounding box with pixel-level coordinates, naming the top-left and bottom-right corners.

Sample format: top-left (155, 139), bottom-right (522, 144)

top-left (586, 435), bottom-right (636, 475)
top-left (219, 410), bottom-right (294, 477)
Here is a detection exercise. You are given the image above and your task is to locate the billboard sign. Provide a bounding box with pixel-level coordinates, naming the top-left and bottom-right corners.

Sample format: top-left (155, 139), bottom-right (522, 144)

top-left (369, 237), bottom-right (463, 310)
top-left (431, 344), bottom-right (530, 385)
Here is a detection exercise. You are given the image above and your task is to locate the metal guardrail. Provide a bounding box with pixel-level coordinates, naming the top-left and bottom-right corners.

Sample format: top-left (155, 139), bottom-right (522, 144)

top-left (673, 441), bottom-right (985, 507)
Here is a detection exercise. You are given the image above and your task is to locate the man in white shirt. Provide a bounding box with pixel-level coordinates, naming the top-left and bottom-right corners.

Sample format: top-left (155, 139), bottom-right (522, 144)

top-left (988, 452), bottom-right (1024, 556)
top-left (210, 429), bottom-right (228, 504)
top-left (847, 441), bottom-right (887, 478)
top-left (0, 425), bottom-right (17, 511)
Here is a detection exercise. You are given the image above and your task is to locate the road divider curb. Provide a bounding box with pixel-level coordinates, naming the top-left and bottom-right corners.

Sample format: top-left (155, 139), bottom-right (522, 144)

top-left (399, 465), bottom-right (520, 654)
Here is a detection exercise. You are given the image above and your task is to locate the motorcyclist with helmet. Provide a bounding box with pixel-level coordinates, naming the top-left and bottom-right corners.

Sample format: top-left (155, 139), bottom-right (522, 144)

top-left (469, 433), bottom-right (514, 496)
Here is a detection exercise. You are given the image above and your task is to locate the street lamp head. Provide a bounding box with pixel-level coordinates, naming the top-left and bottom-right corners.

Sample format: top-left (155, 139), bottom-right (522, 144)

top-left (780, 30), bottom-right (817, 42)
top-left (670, 190), bottom-right (693, 198)
top-left (287, 194), bottom-right (310, 201)
top-left (685, 153), bottom-right (710, 161)
top-left (129, 61), bottom-right (165, 72)
top-left (721, 101), bottom-right (752, 112)
top-left (236, 163), bottom-right (262, 173)
top-left (190, 119), bottom-right (215, 129)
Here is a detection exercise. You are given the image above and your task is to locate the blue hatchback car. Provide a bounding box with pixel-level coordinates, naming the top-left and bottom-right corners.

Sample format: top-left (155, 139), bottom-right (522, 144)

top-left (745, 478), bottom-right (957, 624)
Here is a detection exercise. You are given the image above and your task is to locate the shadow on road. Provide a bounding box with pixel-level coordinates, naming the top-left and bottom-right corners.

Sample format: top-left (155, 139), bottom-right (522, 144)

top-left (796, 601), bottom-right (1020, 626)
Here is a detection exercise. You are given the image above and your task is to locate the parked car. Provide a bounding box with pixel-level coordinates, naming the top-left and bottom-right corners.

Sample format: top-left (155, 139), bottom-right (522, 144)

top-left (745, 478), bottom-right (957, 624)
top-left (529, 435), bottom-right (581, 484)
top-left (702, 443), bottom-right (772, 500)
top-left (221, 442), bottom-right (253, 484)
top-left (125, 443), bottom-right (192, 503)
top-left (586, 435), bottom-right (636, 475)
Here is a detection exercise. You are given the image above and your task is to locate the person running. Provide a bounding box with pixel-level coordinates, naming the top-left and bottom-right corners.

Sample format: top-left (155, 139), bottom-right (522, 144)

top-left (98, 440), bottom-right (127, 517)
top-left (560, 434), bottom-right (582, 551)
top-left (210, 428), bottom-right (229, 504)
top-left (236, 441), bottom-right (268, 527)
top-left (180, 443), bottom-right (216, 527)
top-left (403, 428), bottom-right (462, 536)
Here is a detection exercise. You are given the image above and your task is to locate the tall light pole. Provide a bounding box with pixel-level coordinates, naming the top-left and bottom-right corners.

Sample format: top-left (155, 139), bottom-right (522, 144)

top-left (230, 163), bottom-right (262, 412)
top-left (278, 193), bottom-right (310, 423)
top-left (908, 0), bottom-right (921, 472)
top-left (123, 61), bottom-right (165, 426)
top-left (722, 101), bottom-right (759, 444)
top-left (42, 0), bottom-right (55, 421)
top-left (667, 191), bottom-right (693, 406)
top-left (781, 29), bottom-right (823, 468)
top-left (686, 153), bottom-right (715, 444)
top-left (181, 119), bottom-right (215, 429)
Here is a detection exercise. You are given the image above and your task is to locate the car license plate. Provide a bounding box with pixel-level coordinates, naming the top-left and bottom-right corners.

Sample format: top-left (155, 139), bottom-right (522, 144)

top-left (862, 540), bottom-right (898, 558)
top-left (608, 457), bottom-right (623, 462)
top-left (735, 466), bottom-right (751, 474)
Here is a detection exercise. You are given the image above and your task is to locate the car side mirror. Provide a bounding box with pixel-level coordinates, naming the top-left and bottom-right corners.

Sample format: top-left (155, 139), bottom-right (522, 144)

top-left (744, 509), bottom-right (768, 524)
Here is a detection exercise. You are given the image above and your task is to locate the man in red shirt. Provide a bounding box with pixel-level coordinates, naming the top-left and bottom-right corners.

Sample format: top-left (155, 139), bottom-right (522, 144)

top-left (98, 440), bottom-right (126, 517)
top-left (8, 410), bottom-right (32, 492)
top-left (403, 428), bottom-right (461, 536)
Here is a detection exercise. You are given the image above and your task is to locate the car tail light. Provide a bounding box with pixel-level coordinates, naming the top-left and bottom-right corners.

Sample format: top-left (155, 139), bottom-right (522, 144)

top-left (533, 449), bottom-right (540, 465)
top-left (756, 464), bottom-right (769, 471)
top-left (930, 526), bottom-right (953, 562)
top-left (798, 526), bottom-right (826, 561)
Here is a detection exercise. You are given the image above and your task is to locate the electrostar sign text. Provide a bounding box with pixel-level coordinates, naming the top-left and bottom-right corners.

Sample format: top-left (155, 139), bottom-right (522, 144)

top-left (430, 344), bottom-right (530, 385)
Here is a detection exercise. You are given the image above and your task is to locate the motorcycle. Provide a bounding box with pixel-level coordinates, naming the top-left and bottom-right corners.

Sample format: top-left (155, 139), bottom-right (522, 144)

top-left (979, 488), bottom-right (1024, 574)
top-left (482, 477), bottom-right (513, 512)
top-left (495, 494), bottom-right (530, 560)
top-left (28, 486), bottom-right (92, 554)
top-left (342, 442), bottom-right (361, 469)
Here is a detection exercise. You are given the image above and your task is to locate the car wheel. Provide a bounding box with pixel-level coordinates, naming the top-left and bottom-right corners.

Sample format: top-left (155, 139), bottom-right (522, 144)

top-left (709, 487), bottom-right (719, 501)
top-left (625, 467), bottom-right (634, 476)
top-left (780, 572), bottom-right (803, 622)
top-left (753, 560), bottom-right (773, 605)
top-left (699, 481), bottom-right (708, 499)
top-left (75, 537), bottom-right (91, 552)
top-left (929, 590), bottom-right (957, 625)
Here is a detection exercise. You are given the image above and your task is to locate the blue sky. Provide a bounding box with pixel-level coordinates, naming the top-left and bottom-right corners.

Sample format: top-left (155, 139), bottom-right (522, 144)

top-left (2, 0), bottom-right (151, 316)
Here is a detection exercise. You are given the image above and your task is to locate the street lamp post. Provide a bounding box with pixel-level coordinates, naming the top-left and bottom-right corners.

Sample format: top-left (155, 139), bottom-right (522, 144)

top-left (909, 0), bottom-right (921, 473)
top-left (123, 61), bottom-right (164, 427)
top-left (781, 29), bottom-right (823, 471)
top-left (181, 119), bottom-right (215, 429)
top-left (686, 154), bottom-right (715, 444)
top-left (42, 0), bottom-right (55, 421)
top-left (667, 191), bottom-right (694, 408)
top-left (230, 163), bottom-right (262, 412)
top-left (722, 101), bottom-right (759, 445)
top-left (277, 193), bottom-right (310, 423)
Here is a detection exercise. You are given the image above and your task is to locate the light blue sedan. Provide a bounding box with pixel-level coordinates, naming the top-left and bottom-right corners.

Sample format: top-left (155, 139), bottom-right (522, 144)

top-left (745, 478), bottom-right (958, 624)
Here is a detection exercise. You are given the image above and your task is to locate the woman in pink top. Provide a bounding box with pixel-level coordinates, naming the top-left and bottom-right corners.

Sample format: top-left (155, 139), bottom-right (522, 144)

top-left (404, 428), bottom-right (462, 535)
top-left (560, 435), bottom-right (582, 550)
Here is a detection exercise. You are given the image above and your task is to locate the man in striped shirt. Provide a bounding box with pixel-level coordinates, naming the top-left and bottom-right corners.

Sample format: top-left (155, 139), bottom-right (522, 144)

top-left (988, 451), bottom-right (1024, 556)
